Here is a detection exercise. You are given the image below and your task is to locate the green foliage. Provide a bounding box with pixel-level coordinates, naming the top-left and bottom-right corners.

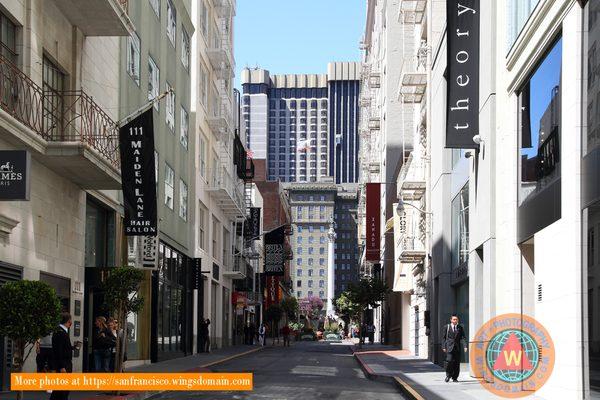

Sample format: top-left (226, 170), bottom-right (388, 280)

top-left (345, 277), bottom-right (391, 310)
top-left (0, 280), bottom-right (61, 345)
top-left (0, 280), bottom-right (61, 373)
top-left (280, 297), bottom-right (299, 321)
top-left (263, 304), bottom-right (283, 323)
top-left (289, 321), bottom-right (304, 331)
top-left (102, 266), bottom-right (144, 373)
top-left (102, 266), bottom-right (145, 317)
top-left (335, 291), bottom-right (361, 320)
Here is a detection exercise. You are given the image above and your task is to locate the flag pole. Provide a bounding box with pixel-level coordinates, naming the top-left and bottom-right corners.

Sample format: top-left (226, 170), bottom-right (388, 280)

top-left (116, 89), bottom-right (172, 128)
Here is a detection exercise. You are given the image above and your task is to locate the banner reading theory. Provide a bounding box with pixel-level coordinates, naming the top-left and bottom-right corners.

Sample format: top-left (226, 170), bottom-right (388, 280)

top-left (446, 0), bottom-right (480, 149)
top-left (119, 108), bottom-right (158, 236)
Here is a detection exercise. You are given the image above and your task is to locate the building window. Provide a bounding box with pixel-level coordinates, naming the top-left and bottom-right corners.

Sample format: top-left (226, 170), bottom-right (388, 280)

top-left (199, 135), bottom-right (207, 178)
top-left (149, 0), bottom-right (160, 17)
top-left (154, 151), bottom-right (159, 184)
top-left (308, 280), bottom-right (313, 288)
top-left (148, 56), bottom-right (160, 110)
top-left (166, 82), bottom-right (175, 131)
top-left (297, 236), bottom-right (303, 244)
top-left (199, 62), bottom-right (208, 107)
top-left (297, 291), bottom-right (302, 298)
top-left (85, 199), bottom-right (116, 268)
top-left (126, 32), bottom-right (140, 85)
top-left (297, 280), bottom-right (302, 288)
top-left (308, 270), bottom-right (313, 277)
top-left (319, 258), bottom-right (325, 265)
top-left (308, 291), bottom-right (313, 297)
top-left (179, 179), bottom-right (187, 221)
top-left (319, 291), bottom-right (324, 298)
top-left (519, 37), bottom-right (562, 206)
top-left (319, 269), bottom-right (324, 276)
top-left (0, 11), bottom-right (17, 64)
top-left (200, 0), bottom-right (208, 38)
top-left (212, 218), bottom-right (219, 260)
top-left (181, 27), bottom-right (190, 70)
top-left (451, 183), bottom-right (469, 268)
top-left (198, 204), bottom-right (206, 250)
top-left (507, 0), bottom-right (540, 48)
top-left (180, 106), bottom-right (188, 149)
top-left (297, 259), bottom-right (302, 266)
top-left (166, 0), bottom-right (177, 47)
top-left (42, 56), bottom-right (65, 139)
top-left (297, 226), bottom-right (302, 233)
top-left (319, 280), bottom-right (324, 288)
top-left (164, 164), bottom-right (174, 209)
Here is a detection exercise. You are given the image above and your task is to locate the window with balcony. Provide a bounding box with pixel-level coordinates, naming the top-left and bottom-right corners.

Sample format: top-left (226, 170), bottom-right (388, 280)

top-left (164, 164), bottom-right (174, 209)
top-left (149, 0), bottom-right (160, 17)
top-left (0, 11), bottom-right (16, 65)
top-left (181, 27), bottom-right (190, 70)
top-left (42, 56), bottom-right (65, 139)
top-left (166, 82), bottom-right (175, 131)
top-left (180, 106), bottom-right (189, 149)
top-left (126, 32), bottom-right (140, 86)
top-left (179, 179), bottom-right (188, 221)
top-left (166, 0), bottom-right (177, 47)
top-left (199, 62), bottom-right (208, 107)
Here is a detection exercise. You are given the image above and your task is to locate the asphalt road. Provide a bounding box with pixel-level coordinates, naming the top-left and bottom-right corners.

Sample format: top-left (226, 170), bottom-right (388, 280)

top-left (149, 340), bottom-right (404, 400)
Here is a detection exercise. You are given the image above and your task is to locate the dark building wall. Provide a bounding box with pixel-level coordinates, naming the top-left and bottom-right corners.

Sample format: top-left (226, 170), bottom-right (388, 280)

top-left (333, 196), bottom-right (359, 296)
top-left (329, 80), bottom-right (360, 184)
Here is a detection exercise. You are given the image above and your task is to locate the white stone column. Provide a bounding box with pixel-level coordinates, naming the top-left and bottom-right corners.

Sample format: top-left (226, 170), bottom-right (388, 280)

top-left (326, 220), bottom-right (337, 317)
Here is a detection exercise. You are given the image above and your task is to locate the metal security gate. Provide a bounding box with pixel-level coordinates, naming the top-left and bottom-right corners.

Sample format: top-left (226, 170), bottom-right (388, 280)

top-left (0, 262), bottom-right (23, 391)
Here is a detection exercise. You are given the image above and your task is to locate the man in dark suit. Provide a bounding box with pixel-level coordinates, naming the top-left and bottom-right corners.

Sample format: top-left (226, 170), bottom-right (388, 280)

top-left (50, 312), bottom-right (80, 400)
top-left (442, 314), bottom-right (467, 382)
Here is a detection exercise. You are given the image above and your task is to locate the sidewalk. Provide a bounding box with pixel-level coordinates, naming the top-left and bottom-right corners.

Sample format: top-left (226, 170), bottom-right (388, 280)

top-left (352, 344), bottom-right (544, 400)
top-left (0, 344), bottom-right (264, 400)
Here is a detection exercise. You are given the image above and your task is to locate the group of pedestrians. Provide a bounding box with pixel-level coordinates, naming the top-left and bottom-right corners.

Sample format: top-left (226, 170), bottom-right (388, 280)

top-left (91, 316), bottom-right (124, 372)
top-left (242, 322), bottom-right (267, 346)
top-left (357, 323), bottom-right (375, 344)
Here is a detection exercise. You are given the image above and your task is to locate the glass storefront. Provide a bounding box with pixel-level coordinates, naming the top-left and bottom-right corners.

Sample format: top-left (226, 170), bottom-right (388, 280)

top-left (153, 241), bottom-right (193, 362)
top-left (585, 2), bottom-right (600, 395)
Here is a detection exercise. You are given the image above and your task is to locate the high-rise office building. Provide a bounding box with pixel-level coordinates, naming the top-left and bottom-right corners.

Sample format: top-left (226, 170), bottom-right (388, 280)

top-left (241, 62), bottom-right (360, 184)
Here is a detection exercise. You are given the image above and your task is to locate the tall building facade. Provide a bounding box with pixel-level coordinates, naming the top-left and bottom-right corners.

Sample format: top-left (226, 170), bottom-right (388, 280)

top-left (241, 62), bottom-right (360, 184)
top-left (287, 182), bottom-right (359, 302)
top-left (0, 0), bottom-right (131, 385)
top-left (118, 0), bottom-right (196, 364)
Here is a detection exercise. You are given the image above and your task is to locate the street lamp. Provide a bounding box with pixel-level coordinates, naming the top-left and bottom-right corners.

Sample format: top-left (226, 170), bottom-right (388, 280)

top-left (395, 198), bottom-right (432, 216)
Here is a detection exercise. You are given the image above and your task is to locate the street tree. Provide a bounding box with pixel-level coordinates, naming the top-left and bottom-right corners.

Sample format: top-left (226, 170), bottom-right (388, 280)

top-left (264, 304), bottom-right (284, 342)
top-left (0, 280), bottom-right (61, 400)
top-left (344, 277), bottom-right (390, 348)
top-left (102, 266), bottom-right (145, 373)
top-left (280, 296), bottom-right (299, 324)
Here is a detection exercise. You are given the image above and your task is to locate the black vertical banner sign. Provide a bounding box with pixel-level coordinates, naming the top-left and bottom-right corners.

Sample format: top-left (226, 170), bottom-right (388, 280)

top-left (446, 0), bottom-right (480, 149)
top-left (245, 207), bottom-right (261, 238)
top-left (119, 108), bottom-right (158, 236)
top-left (264, 226), bottom-right (285, 276)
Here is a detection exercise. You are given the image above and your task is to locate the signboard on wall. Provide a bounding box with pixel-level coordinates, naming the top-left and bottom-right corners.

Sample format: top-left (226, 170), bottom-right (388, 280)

top-left (445, 0), bottom-right (480, 149)
top-left (264, 226), bottom-right (285, 276)
top-left (265, 276), bottom-right (280, 309)
top-left (140, 235), bottom-right (158, 269)
top-left (365, 183), bottom-right (381, 261)
top-left (245, 207), bottom-right (261, 238)
top-left (119, 108), bottom-right (158, 236)
top-left (0, 150), bottom-right (30, 201)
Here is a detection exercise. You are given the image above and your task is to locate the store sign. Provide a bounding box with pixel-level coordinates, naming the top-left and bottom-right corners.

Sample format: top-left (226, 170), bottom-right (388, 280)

top-left (140, 235), bottom-right (158, 269)
top-left (265, 276), bottom-right (280, 308)
top-left (0, 150), bottom-right (30, 201)
top-left (264, 226), bottom-right (285, 276)
top-left (245, 207), bottom-right (261, 238)
top-left (365, 183), bottom-right (380, 261)
top-left (119, 109), bottom-right (158, 236)
top-left (445, 0), bottom-right (480, 149)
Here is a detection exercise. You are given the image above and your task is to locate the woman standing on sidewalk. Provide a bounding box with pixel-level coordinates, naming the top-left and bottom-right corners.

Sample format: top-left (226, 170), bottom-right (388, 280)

top-left (92, 316), bottom-right (112, 372)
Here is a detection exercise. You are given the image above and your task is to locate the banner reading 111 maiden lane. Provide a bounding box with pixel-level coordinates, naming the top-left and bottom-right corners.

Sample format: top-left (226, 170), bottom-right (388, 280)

top-left (446, 0), bottom-right (480, 149)
top-left (119, 108), bottom-right (158, 236)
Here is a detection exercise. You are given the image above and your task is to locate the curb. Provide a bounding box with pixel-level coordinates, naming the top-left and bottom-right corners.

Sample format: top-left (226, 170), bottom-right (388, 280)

top-left (352, 351), bottom-right (423, 400)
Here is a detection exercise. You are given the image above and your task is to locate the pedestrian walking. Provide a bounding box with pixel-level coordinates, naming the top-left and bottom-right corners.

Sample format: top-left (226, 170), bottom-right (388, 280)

top-left (258, 323), bottom-right (266, 346)
top-left (367, 324), bottom-right (375, 344)
top-left (249, 322), bottom-right (256, 345)
top-left (281, 324), bottom-right (291, 347)
top-left (92, 316), bottom-right (112, 372)
top-left (442, 314), bottom-right (468, 383)
top-left (198, 319), bottom-right (207, 352)
top-left (36, 333), bottom-right (53, 372)
top-left (204, 319), bottom-right (211, 353)
top-left (50, 312), bottom-right (81, 400)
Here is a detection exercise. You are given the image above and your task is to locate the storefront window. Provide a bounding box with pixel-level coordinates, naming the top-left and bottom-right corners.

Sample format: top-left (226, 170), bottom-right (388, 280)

top-left (451, 183), bottom-right (469, 269)
top-left (519, 38), bottom-right (562, 207)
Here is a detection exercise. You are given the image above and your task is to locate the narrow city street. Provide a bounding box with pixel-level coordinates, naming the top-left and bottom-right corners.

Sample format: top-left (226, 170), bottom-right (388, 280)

top-left (149, 341), bottom-right (404, 400)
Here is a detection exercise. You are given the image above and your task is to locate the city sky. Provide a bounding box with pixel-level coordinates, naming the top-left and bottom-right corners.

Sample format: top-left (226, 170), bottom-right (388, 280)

top-left (234, 0), bottom-right (366, 88)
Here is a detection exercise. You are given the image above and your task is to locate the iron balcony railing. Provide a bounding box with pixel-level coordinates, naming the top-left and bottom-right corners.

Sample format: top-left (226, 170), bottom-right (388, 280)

top-left (0, 55), bottom-right (119, 168)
